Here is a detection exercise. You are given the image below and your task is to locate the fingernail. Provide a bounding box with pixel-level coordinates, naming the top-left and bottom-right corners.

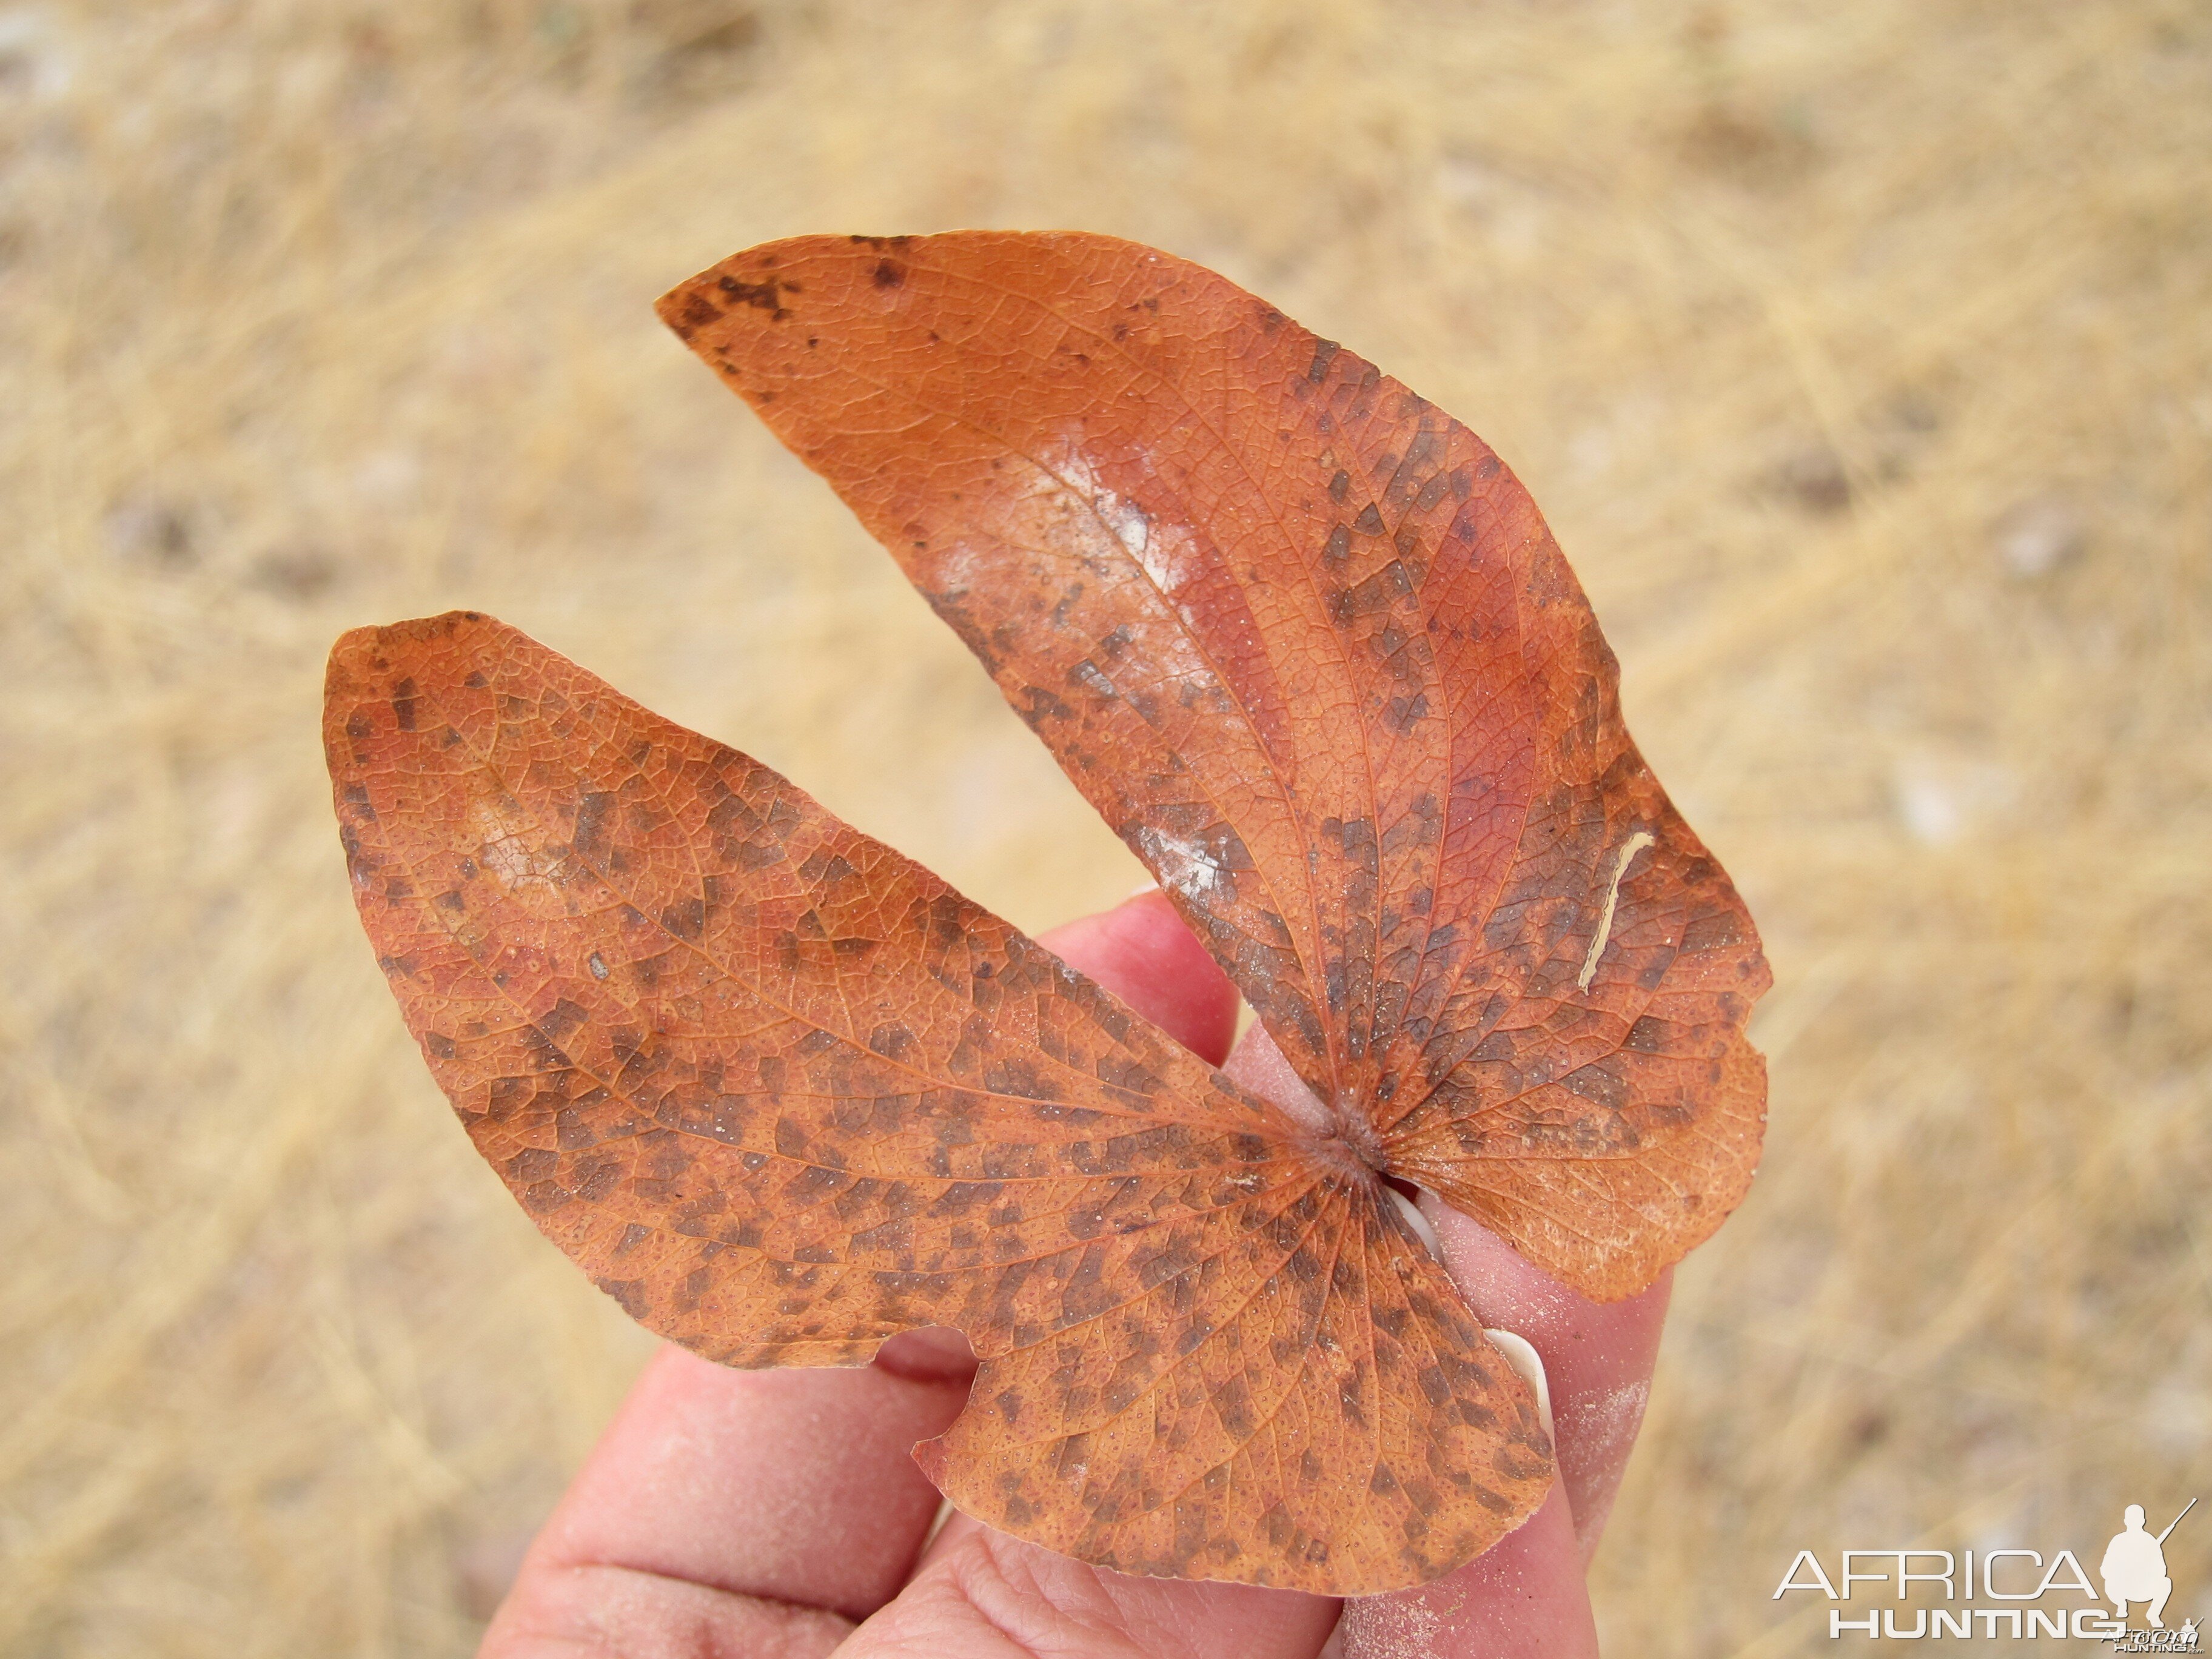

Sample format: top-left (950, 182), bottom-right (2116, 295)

top-left (1384, 1184), bottom-right (1444, 1262)
top-left (1482, 1326), bottom-right (1555, 1442)
top-left (921, 1495), bottom-right (957, 1553)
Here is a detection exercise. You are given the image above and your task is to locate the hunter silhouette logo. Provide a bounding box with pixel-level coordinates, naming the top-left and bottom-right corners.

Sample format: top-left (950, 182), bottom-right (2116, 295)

top-left (2103, 1501), bottom-right (2191, 1630)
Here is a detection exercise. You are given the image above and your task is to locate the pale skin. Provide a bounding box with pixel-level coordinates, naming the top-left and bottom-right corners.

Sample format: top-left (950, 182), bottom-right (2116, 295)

top-left (483, 891), bottom-right (1673, 1658)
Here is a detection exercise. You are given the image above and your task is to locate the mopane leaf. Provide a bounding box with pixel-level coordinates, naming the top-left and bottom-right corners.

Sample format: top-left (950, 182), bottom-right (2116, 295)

top-left (327, 232), bottom-right (1769, 1595)
top-left (327, 612), bottom-right (1551, 1592)
top-left (657, 232), bottom-right (1770, 1299)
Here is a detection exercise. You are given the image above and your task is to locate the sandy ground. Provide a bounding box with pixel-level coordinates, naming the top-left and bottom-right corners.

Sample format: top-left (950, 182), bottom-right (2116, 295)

top-left (1, 2), bottom-right (2206, 1652)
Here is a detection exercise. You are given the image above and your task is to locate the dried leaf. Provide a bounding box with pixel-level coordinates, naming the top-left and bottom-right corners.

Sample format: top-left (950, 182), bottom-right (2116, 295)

top-left (658, 232), bottom-right (1770, 1300)
top-left (325, 232), bottom-right (1769, 1594)
top-left (327, 612), bottom-right (1550, 1592)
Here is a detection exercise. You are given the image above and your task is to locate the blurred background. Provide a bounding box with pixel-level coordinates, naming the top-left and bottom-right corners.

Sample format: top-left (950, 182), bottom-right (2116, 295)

top-left (2, 1), bottom-right (2207, 1652)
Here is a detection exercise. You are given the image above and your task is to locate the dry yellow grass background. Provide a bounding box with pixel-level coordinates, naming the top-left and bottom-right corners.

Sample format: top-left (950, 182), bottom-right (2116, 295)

top-left (2, 1), bottom-right (2207, 1652)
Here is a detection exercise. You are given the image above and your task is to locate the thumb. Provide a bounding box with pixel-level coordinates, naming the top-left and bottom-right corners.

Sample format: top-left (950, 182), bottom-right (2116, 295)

top-left (1328, 1217), bottom-right (1612, 1657)
top-left (1329, 1484), bottom-right (1594, 1659)
top-left (1420, 1199), bottom-right (1670, 1563)
top-left (1222, 1021), bottom-right (1604, 1659)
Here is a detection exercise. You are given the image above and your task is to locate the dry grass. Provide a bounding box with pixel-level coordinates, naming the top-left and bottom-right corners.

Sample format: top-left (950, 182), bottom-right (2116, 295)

top-left (2, 1), bottom-right (2208, 1652)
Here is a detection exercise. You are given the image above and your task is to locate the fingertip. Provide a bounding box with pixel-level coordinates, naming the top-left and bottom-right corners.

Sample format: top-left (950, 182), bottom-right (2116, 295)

top-left (1038, 890), bottom-right (1242, 1065)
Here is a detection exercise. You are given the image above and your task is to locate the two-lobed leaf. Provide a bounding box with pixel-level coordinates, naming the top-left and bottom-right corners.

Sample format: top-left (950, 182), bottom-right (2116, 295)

top-left (326, 232), bottom-right (1769, 1594)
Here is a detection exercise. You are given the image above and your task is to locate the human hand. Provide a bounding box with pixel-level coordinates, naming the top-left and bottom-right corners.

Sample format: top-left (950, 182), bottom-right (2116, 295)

top-left (481, 891), bottom-right (1671, 1657)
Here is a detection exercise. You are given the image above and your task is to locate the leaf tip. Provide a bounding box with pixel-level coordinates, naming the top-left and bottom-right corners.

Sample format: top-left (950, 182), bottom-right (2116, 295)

top-left (322, 611), bottom-right (512, 762)
top-left (326, 608), bottom-right (501, 675)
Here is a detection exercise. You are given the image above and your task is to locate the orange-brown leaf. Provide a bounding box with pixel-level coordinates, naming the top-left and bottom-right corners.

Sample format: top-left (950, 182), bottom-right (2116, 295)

top-left (659, 232), bottom-right (1771, 1301)
top-left (325, 611), bottom-right (1552, 1592)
